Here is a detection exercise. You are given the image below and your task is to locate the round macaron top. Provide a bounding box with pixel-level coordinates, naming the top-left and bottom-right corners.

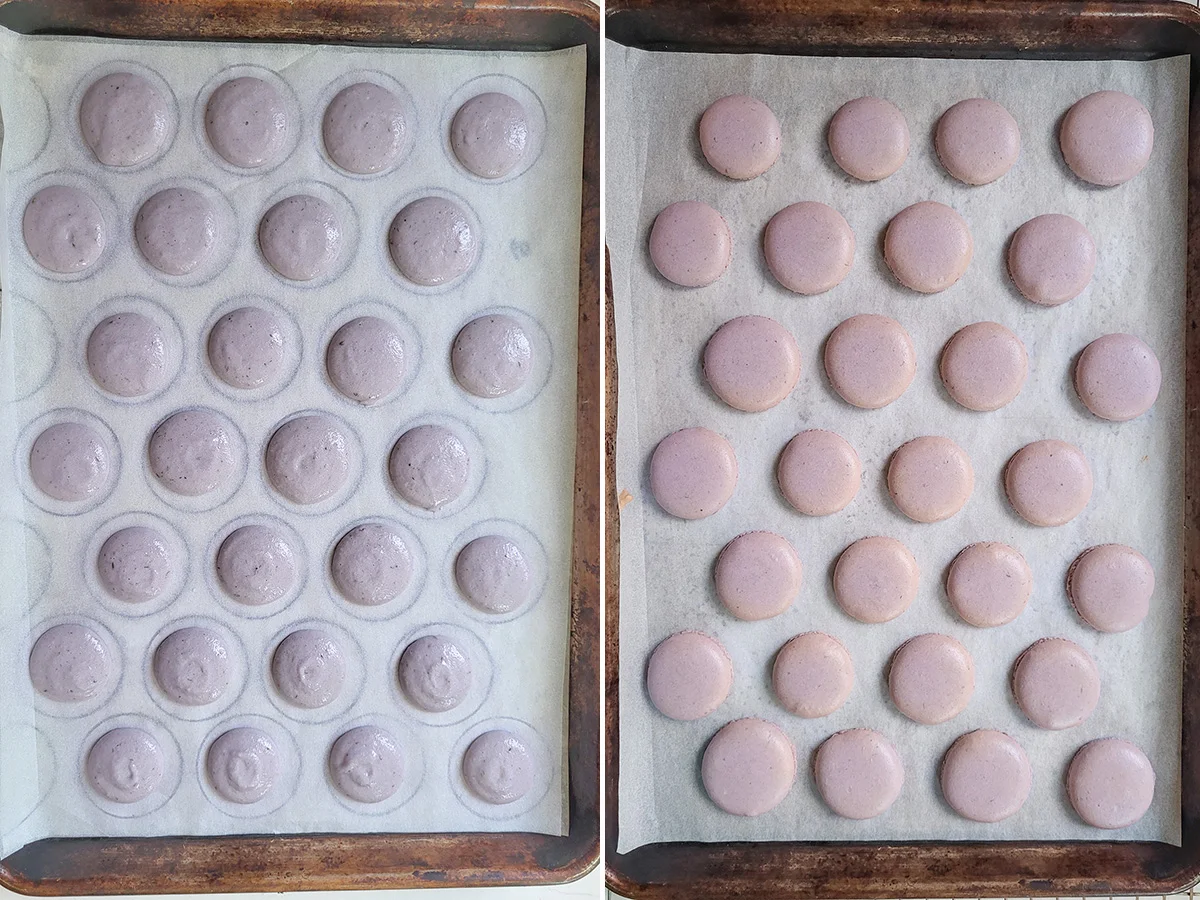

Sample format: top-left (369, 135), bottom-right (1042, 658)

top-left (824, 313), bottom-right (916, 410)
top-left (940, 729), bottom-right (1032, 823)
top-left (701, 717), bottom-right (797, 816)
top-left (813, 728), bottom-right (905, 820)
top-left (884, 201), bottom-right (973, 293)
top-left (649, 427), bottom-right (737, 520)
top-left (1074, 333), bottom-right (1161, 422)
top-left (888, 633), bottom-right (975, 725)
top-left (646, 631), bottom-right (733, 721)
top-left (946, 541), bottom-right (1032, 628)
top-left (1004, 439), bottom-right (1093, 527)
top-left (777, 429), bottom-right (861, 517)
top-left (935, 98), bottom-right (1021, 185)
top-left (1008, 214), bottom-right (1096, 307)
top-left (1060, 90), bottom-right (1154, 187)
top-left (773, 632), bottom-right (854, 718)
top-left (1067, 737), bottom-right (1155, 828)
top-left (648, 201), bottom-right (732, 288)
top-left (714, 531), bottom-right (802, 621)
top-left (887, 436), bottom-right (974, 523)
top-left (1067, 544), bottom-right (1154, 633)
top-left (698, 94), bottom-right (782, 180)
top-left (939, 322), bottom-right (1028, 412)
top-left (703, 316), bottom-right (801, 412)
top-left (762, 201), bottom-right (855, 295)
top-left (833, 536), bottom-right (919, 624)
top-left (1012, 637), bottom-right (1100, 730)
top-left (827, 97), bottom-right (909, 181)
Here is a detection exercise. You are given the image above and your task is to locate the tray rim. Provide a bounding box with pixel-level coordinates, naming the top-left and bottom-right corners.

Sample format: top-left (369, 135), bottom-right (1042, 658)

top-left (0, 0), bottom-right (600, 893)
top-left (604, 1), bottom-right (1200, 897)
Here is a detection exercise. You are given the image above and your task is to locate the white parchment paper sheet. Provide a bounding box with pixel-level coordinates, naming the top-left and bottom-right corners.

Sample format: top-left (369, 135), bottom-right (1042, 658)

top-left (608, 43), bottom-right (1187, 850)
top-left (0, 30), bottom-right (584, 852)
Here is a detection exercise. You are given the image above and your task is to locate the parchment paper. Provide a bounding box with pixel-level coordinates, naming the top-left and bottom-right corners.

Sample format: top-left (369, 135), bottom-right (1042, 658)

top-left (0, 30), bottom-right (584, 852)
top-left (608, 43), bottom-right (1188, 851)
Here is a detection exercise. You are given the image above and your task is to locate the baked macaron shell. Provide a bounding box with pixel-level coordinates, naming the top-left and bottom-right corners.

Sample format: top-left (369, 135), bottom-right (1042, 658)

top-left (777, 429), bottom-right (862, 517)
top-left (646, 631), bottom-right (733, 721)
top-left (773, 632), bottom-right (854, 718)
top-left (1011, 637), bottom-right (1100, 730)
top-left (1004, 439), bottom-right (1092, 527)
top-left (827, 97), bottom-right (909, 181)
top-left (1074, 333), bottom-right (1161, 422)
top-left (888, 633), bottom-right (975, 725)
top-left (1060, 90), bottom-right (1154, 187)
top-left (1067, 544), bottom-right (1154, 633)
top-left (703, 316), bottom-right (801, 412)
top-left (714, 531), bottom-right (802, 621)
top-left (813, 728), bottom-right (904, 819)
top-left (946, 541), bottom-right (1032, 627)
top-left (698, 94), bottom-right (781, 180)
top-left (1067, 737), bottom-right (1155, 828)
top-left (935, 98), bottom-right (1021, 185)
top-left (648, 427), bottom-right (738, 520)
top-left (883, 201), bottom-right (973, 293)
top-left (887, 436), bottom-right (974, 523)
top-left (824, 314), bottom-right (916, 409)
top-left (833, 536), bottom-right (919, 624)
top-left (940, 730), bottom-right (1032, 822)
top-left (1008, 214), bottom-right (1096, 306)
top-left (939, 322), bottom-right (1028, 412)
top-left (762, 201), bottom-right (855, 295)
top-left (648, 201), bottom-right (731, 288)
top-left (701, 717), bottom-right (796, 816)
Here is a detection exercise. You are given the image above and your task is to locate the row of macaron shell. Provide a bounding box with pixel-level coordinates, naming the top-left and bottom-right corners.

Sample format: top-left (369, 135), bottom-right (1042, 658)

top-left (78, 716), bottom-right (542, 814)
top-left (696, 91), bottom-right (1152, 188)
top-left (697, 716), bottom-right (1151, 830)
top-left (27, 410), bottom-right (481, 515)
top-left (23, 183), bottom-right (484, 288)
top-left (31, 619), bottom-right (489, 718)
top-left (80, 70), bottom-right (534, 180)
top-left (651, 428), bottom-right (1097, 529)
top-left (80, 305), bottom-right (535, 405)
top-left (703, 313), bottom-right (1161, 421)
top-left (651, 198), bottom-right (1104, 305)
top-left (83, 516), bottom-right (538, 619)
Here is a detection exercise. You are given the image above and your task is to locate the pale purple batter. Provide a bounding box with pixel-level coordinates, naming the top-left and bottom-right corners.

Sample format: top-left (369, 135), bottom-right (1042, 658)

top-left (259, 195), bottom-right (342, 282)
top-left (135, 188), bottom-right (217, 276)
top-left (23, 185), bottom-right (105, 274)
top-left (152, 626), bottom-right (232, 706)
top-left (323, 82), bottom-right (407, 175)
top-left (455, 535), bottom-right (532, 614)
top-left (79, 72), bottom-right (170, 167)
top-left (148, 409), bottom-right (237, 497)
top-left (215, 523), bottom-right (298, 606)
top-left (272, 629), bottom-right (346, 709)
top-left (29, 623), bottom-right (112, 702)
top-left (451, 91), bottom-right (530, 179)
top-left (87, 727), bottom-right (165, 803)
top-left (329, 725), bottom-right (404, 803)
top-left (398, 634), bottom-right (473, 711)
top-left (86, 312), bottom-right (170, 398)
top-left (326, 316), bottom-right (406, 405)
top-left (265, 414), bottom-right (352, 505)
top-left (388, 196), bottom-right (478, 286)
top-left (462, 729), bottom-right (538, 804)
top-left (97, 525), bottom-right (173, 603)
top-left (30, 421), bottom-right (110, 502)
top-left (388, 424), bottom-right (471, 511)
top-left (331, 523), bottom-right (413, 606)
top-left (205, 76), bottom-right (288, 168)
top-left (207, 306), bottom-right (286, 389)
top-left (207, 726), bottom-right (279, 804)
top-left (452, 314), bottom-right (532, 398)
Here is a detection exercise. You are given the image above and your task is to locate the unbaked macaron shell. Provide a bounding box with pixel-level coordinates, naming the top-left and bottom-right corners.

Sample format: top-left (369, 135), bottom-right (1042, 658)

top-left (698, 94), bottom-right (781, 180)
top-left (814, 728), bottom-right (904, 820)
top-left (703, 316), bottom-right (801, 412)
top-left (1067, 544), bottom-right (1154, 633)
top-left (649, 427), bottom-right (737, 520)
top-left (1067, 737), bottom-right (1155, 828)
top-left (1074, 333), bottom-right (1161, 422)
top-left (1060, 90), bottom-right (1154, 187)
top-left (701, 717), bottom-right (796, 816)
top-left (646, 630), bottom-right (733, 721)
top-left (941, 730), bottom-right (1032, 823)
top-left (762, 201), bottom-right (855, 295)
top-left (1012, 637), bottom-right (1100, 730)
top-left (648, 201), bottom-right (732, 288)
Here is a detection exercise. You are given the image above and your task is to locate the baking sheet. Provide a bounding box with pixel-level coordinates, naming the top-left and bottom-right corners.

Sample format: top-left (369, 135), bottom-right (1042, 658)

top-left (0, 29), bottom-right (584, 852)
top-left (608, 42), bottom-right (1187, 851)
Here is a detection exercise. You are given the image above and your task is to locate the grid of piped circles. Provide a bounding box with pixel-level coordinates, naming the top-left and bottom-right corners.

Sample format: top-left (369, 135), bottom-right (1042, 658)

top-left (10, 54), bottom-right (557, 824)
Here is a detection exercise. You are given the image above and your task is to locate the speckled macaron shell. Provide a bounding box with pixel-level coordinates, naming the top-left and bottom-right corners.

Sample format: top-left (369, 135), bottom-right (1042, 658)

top-left (1060, 90), bottom-right (1154, 187)
top-left (649, 426), bottom-right (737, 520)
top-left (1067, 544), bottom-right (1155, 633)
top-left (888, 633), bottom-right (975, 725)
top-left (1074, 333), bottom-right (1161, 422)
top-left (887, 436), bottom-right (974, 523)
top-left (714, 530), bottom-right (802, 621)
top-left (773, 632), bottom-right (854, 718)
top-left (935, 98), bottom-right (1021, 185)
top-left (777, 429), bottom-right (861, 517)
top-left (1012, 637), bottom-right (1100, 730)
top-left (1008, 214), bottom-right (1096, 307)
top-left (939, 322), bottom-right (1028, 412)
top-left (824, 314), bottom-right (916, 409)
top-left (1005, 439), bottom-right (1093, 527)
top-left (646, 630), bottom-right (733, 721)
top-left (884, 201), bottom-right (973, 293)
top-left (813, 728), bottom-right (904, 820)
top-left (762, 201), bottom-right (855, 295)
top-left (941, 730), bottom-right (1033, 823)
top-left (648, 201), bottom-right (732, 288)
top-left (701, 717), bottom-right (796, 817)
top-left (827, 97), bottom-right (909, 181)
top-left (703, 316), bottom-right (801, 412)
top-left (833, 536), bottom-right (919, 624)
top-left (1067, 738), bottom-right (1155, 828)
top-left (946, 541), bottom-right (1032, 628)
top-left (698, 94), bottom-right (782, 180)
